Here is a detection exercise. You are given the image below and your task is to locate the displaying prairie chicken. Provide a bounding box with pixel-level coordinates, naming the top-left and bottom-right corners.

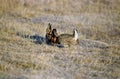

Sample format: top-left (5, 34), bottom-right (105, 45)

top-left (45, 23), bottom-right (79, 47)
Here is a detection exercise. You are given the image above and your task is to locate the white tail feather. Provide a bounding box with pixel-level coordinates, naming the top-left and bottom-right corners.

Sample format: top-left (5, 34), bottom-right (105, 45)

top-left (74, 29), bottom-right (78, 41)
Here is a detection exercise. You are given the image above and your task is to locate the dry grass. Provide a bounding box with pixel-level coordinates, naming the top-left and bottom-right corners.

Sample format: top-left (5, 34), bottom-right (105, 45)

top-left (0, 0), bottom-right (20, 17)
top-left (0, 0), bottom-right (120, 79)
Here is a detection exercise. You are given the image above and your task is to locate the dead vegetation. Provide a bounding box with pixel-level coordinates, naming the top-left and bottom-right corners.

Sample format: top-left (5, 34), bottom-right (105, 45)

top-left (0, 0), bottom-right (120, 79)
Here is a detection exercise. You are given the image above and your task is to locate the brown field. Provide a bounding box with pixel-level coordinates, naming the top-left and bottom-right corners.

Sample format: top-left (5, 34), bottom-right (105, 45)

top-left (0, 0), bottom-right (120, 79)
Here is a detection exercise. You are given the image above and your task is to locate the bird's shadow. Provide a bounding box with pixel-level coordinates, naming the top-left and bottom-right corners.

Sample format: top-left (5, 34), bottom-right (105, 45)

top-left (29, 34), bottom-right (64, 48)
top-left (29, 34), bottom-right (46, 44)
top-left (17, 33), bottom-right (64, 48)
top-left (17, 32), bottom-right (46, 44)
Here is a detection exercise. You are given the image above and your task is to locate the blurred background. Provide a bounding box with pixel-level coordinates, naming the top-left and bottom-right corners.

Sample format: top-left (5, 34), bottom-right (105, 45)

top-left (0, 0), bottom-right (120, 79)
